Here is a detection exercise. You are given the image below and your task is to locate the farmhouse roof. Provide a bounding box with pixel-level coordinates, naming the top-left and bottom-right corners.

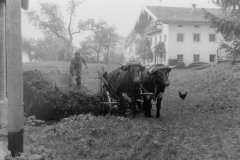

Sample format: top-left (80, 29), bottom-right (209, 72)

top-left (132, 6), bottom-right (222, 35)
top-left (144, 6), bottom-right (221, 22)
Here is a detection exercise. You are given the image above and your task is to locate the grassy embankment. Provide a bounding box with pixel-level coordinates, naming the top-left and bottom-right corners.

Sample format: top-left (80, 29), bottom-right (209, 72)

top-left (22, 61), bottom-right (240, 160)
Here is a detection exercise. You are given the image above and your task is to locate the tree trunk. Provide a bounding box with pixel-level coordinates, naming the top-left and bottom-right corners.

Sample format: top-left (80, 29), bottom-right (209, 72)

top-left (105, 48), bottom-right (109, 64)
top-left (96, 46), bottom-right (101, 64)
top-left (143, 58), bottom-right (146, 65)
top-left (154, 53), bottom-right (156, 63)
top-left (0, 1), bottom-right (7, 127)
top-left (97, 51), bottom-right (100, 63)
top-left (27, 52), bottom-right (33, 62)
top-left (65, 41), bottom-right (73, 61)
top-left (6, 0), bottom-right (24, 156)
top-left (105, 34), bottom-right (111, 64)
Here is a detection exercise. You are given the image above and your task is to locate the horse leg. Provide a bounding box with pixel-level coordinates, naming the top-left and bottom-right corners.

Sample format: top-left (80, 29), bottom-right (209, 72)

top-left (131, 103), bottom-right (137, 118)
top-left (156, 98), bottom-right (162, 118)
top-left (144, 98), bottom-right (152, 117)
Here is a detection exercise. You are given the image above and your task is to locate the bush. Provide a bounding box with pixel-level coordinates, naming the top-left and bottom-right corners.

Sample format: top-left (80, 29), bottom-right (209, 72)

top-left (23, 70), bottom-right (54, 116)
top-left (168, 59), bottom-right (185, 68)
top-left (188, 62), bottom-right (209, 68)
top-left (26, 90), bottom-right (109, 121)
top-left (168, 59), bottom-right (178, 66)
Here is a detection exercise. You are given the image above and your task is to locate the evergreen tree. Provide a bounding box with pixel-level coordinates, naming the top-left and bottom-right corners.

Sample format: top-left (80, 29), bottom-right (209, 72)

top-left (204, 0), bottom-right (240, 62)
top-left (135, 36), bottom-right (153, 63)
top-left (154, 42), bottom-right (166, 63)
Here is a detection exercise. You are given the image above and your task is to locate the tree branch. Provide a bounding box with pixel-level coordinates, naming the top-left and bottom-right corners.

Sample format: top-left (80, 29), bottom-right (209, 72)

top-left (71, 27), bottom-right (95, 35)
top-left (203, 9), bottom-right (240, 36)
top-left (68, 0), bottom-right (74, 41)
top-left (71, 29), bottom-right (81, 35)
top-left (31, 17), bottom-right (69, 42)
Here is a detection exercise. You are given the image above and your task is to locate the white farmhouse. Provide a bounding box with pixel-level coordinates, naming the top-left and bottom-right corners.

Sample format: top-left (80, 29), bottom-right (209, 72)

top-left (132, 5), bottom-right (222, 66)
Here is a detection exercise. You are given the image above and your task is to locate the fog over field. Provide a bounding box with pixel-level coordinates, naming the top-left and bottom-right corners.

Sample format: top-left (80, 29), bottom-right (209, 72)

top-left (21, 0), bottom-right (217, 39)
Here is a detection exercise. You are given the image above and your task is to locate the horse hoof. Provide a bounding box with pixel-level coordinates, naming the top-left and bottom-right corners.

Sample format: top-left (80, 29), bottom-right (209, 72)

top-left (144, 114), bottom-right (152, 118)
top-left (156, 114), bottom-right (160, 118)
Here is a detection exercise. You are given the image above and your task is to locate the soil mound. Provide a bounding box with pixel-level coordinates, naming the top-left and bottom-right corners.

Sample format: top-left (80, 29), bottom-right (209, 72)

top-left (24, 70), bottom-right (54, 114)
top-left (23, 70), bottom-right (108, 121)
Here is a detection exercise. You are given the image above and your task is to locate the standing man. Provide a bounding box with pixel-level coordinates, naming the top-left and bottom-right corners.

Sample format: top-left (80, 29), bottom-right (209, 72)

top-left (70, 50), bottom-right (88, 89)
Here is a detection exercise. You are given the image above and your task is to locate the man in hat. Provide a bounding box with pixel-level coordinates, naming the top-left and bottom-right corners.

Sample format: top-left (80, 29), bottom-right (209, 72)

top-left (69, 51), bottom-right (88, 89)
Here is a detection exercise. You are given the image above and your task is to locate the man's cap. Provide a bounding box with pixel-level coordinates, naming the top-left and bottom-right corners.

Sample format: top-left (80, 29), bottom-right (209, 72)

top-left (75, 51), bottom-right (81, 56)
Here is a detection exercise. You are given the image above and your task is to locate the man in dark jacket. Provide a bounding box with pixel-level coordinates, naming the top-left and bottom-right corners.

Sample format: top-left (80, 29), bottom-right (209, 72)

top-left (69, 51), bottom-right (88, 89)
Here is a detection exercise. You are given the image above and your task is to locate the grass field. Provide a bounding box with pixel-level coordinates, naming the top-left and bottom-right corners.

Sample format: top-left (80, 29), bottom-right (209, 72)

top-left (22, 61), bottom-right (240, 160)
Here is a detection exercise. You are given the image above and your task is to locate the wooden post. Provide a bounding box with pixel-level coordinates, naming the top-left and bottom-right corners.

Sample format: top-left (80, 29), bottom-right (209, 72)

top-left (0, 0), bottom-right (7, 127)
top-left (21, 0), bottom-right (28, 10)
top-left (6, 0), bottom-right (24, 156)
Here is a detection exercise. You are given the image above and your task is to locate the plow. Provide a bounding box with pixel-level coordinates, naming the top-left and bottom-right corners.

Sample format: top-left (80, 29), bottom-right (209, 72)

top-left (97, 70), bottom-right (118, 113)
top-left (97, 69), bottom-right (154, 115)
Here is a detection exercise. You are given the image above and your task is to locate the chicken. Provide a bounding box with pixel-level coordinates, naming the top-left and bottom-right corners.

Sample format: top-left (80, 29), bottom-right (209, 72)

top-left (55, 82), bottom-right (60, 92)
top-left (179, 91), bottom-right (187, 100)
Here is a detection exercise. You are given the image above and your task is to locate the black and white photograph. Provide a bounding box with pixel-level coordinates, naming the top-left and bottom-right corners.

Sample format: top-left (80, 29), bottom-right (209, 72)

top-left (1, 0), bottom-right (240, 159)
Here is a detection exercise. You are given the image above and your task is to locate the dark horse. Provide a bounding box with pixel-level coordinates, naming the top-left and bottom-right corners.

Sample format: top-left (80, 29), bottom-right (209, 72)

top-left (141, 64), bottom-right (172, 118)
top-left (106, 62), bottom-right (145, 117)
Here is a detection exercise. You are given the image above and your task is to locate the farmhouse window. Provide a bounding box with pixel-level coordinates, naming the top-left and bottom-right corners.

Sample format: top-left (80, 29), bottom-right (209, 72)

top-left (210, 54), bottom-right (216, 62)
top-left (178, 24), bottom-right (183, 27)
top-left (193, 54), bottom-right (200, 62)
top-left (193, 34), bottom-right (200, 42)
top-left (164, 34), bottom-right (167, 42)
top-left (209, 34), bottom-right (216, 42)
top-left (177, 54), bottom-right (183, 62)
top-left (210, 24), bottom-right (215, 28)
top-left (177, 33), bottom-right (184, 42)
top-left (194, 25), bottom-right (199, 28)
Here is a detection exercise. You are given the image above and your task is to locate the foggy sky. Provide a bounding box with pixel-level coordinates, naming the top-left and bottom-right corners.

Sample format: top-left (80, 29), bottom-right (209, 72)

top-left (21, 0), bottom-right (218, 39)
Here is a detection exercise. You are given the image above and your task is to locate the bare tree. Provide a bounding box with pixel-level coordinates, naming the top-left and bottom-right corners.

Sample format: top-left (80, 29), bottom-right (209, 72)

top-left (79, 19), bottom-right (117, 63)
top-left (26, 0), bottom-right (87, 60)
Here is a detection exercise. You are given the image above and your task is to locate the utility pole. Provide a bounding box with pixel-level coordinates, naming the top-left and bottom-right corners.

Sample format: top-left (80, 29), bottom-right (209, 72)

top-left (0, 0), bottom-right (7, 128)
top-left (6, 0), bottom-right (28, 156)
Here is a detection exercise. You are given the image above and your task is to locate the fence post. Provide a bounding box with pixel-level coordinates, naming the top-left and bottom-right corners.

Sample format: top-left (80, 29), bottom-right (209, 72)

top-left (0, 0), bottom-right (7, 128)
top-left (6, 0), bottom-right (24, 156)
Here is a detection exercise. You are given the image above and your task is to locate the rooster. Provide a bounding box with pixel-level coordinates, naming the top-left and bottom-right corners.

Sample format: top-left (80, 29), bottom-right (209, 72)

top-left (179, 91), bottom-right (187, 100)
top-left (55, 82), bottom-right (60, 92)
